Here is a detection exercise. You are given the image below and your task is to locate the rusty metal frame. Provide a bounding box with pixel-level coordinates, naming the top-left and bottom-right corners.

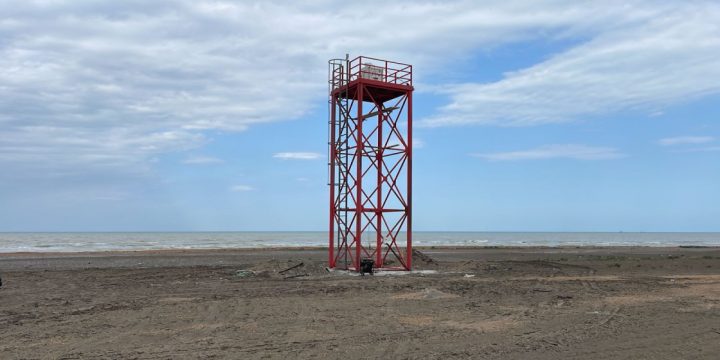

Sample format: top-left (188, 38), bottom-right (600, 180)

top-left (328, 56), bottom-right (413, 271)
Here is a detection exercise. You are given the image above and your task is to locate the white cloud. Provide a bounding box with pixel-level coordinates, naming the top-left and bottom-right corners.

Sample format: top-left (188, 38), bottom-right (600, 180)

top-left (412, 138), bottom-right (425, 149)
top-left (229, 185), bottom-right (254, 192)
top-left (422, 2), bottom-right (720, 127)
top-left (473, 144), bottom-right (625, 161)
top-left (182, 155), bottom-right (224, 164)
top-left (658, 136), bottom-right (715, 146)
top-left (273, 152), bottom-right (323, 160)
top-left (1, 0), bottom-right (718, 180)
top-left (0, 126), bottom-right (204, 177)
top-left (670, 146), bottom-right (720, 153)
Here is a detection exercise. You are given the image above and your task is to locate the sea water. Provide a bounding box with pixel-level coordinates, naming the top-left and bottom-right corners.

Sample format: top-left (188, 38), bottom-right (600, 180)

top-left (0, 232), bottom-right (719, 253)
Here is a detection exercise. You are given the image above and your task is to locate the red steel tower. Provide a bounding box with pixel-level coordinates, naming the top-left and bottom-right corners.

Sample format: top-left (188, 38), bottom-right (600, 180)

top-left (328, 56), bottom-right (413, 271)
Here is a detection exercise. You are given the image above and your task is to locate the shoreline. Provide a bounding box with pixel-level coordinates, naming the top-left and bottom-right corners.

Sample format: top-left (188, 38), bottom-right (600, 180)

top-left (3, 232), bottom-right (718, 257)
top-left (2, 246), bottom-right (719, 272)
top-left (1, 244), bottom-right (719, 257)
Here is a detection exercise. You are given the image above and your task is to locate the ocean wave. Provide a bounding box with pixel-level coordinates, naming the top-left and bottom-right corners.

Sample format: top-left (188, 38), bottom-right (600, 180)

top-left (0, 232), bottom-right (718, 253)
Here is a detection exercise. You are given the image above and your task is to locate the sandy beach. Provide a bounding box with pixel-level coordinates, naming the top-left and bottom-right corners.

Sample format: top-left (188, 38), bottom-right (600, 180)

top-left (1, 247), bottom-right (719, 359)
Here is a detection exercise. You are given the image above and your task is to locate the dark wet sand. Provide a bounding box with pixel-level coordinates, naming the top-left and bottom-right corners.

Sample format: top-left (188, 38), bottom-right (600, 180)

top-left (1, 247), bottom-right (719, 359)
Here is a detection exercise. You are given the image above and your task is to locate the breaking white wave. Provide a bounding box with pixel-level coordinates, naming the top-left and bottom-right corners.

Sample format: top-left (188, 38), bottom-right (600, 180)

top-left (0, 231), bottom-right (718, 253)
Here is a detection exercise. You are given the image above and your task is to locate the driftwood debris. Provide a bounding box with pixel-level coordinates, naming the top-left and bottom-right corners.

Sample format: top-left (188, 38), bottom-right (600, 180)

top-left (283, 273), bottom-right (309, 280)
top-left (412, 249), bottom-right (438, 265)
top-left (279, 262), bottom-right (304, 274)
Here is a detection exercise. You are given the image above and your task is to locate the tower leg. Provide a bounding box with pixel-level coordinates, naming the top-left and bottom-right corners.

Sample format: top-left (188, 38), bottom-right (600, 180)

top-left (376, 103), bottom-right (383, 268)
top-left (406, 90), bottom-right (413, 270)
top-left (329, 95), bottom-right (336, 268)
top-left (354, 83), bottom-right (363, 270)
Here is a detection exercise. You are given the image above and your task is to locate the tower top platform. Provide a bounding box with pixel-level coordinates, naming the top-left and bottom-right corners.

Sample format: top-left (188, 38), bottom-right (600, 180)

top-left (329, 56), bottom-right (413, 102)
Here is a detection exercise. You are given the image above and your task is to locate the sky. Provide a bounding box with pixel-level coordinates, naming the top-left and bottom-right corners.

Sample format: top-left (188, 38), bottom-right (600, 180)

top-left (1, 0), bottom-right (719, 232)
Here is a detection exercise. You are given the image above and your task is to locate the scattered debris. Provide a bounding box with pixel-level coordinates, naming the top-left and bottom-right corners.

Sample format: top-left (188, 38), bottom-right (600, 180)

top-left (283, 273), bottom-right (309, 280)
top-left (463, 274), bottom-right (476, 278)
top-left (234, 270), bottom-right (255, 278)
top-left (556, 295), bottom-right (573, 300)
top-left (279, 262), bottom-right (304, 274)
top-left (412, 249), bottom-right (438, 266)
top-left (532, 288), bottom-right (552, 293)
top-left (277, 261), bottom-right (312, 280)
top-left (541, 339), bottom-right (560, 347)
top-left (70, 305), bottom-right (96, 315)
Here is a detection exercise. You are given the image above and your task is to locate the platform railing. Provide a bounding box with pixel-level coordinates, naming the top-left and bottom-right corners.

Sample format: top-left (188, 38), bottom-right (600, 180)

top-left (330, 56), bottom-right (412, 91)
top-left (349, 56), bottom-right (412, 86)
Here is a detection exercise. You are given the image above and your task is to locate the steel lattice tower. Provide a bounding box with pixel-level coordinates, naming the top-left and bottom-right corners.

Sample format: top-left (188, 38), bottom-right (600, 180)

top-left (328, 56), bottom-right (413, 271)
